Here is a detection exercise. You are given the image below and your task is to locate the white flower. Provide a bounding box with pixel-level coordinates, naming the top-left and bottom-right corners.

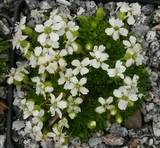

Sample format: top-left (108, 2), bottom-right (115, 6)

top-left (31, 76), bottom-right (53, 97)
top-left (113, 76), bottom-right (140, 111)
top-left (71, 58), bottom-right (90, 75)
top-left (32, 109), bottom-right (45, 124)
top-left (67, 96), bottom-right (83, 119)
top-left (65, 31), bottom-right (78, 55)
top-left (35, 20), bottom-right (60, 44)
top-left (25, 121), bottom-right (43, 141)
top-left (58, 68), bottom-right (73, 89)
top-left (67, 21), bottom-right (79, 32)
top-left (15, 16), bottom-right (26, 33)
top-left (118, 99), bottom-right (128, 110)
top-left (68, 77), bottom-right (89, 96)
top-left (105, 18), bottom-right (128, 40)
top-left (12, 31), bottom-right (28, 50)
top-left (31, 48), bottom-right (67, 74)
top-left (127, 3), bottom-right (141, 25)
top-left (124, 75), bottom-right (139, 91)
top-left (48, 131), bottom-right (68, 148)
top-left (95, 97), bottom-right (114, 114)
top-left (49, 93), bottom-right (67, 118)
top-left (20, 99), bottom-right (35, 119)
top-left (90, 45), bottom-right (109, 71)
top-left (117, 2), bottom-right (141, 25)
top-left (35, 12), bottom-right (66, 45)
top-left (117, 2), bottom-right (130, 13)
top-left (123, 36), bottom-right (144, 67)
top-left (52, 49), bottom-right (67, 69)
top-left (7, 65), bottom-right (29, 85)
top-left (107, 60), bottom-right (126, 79)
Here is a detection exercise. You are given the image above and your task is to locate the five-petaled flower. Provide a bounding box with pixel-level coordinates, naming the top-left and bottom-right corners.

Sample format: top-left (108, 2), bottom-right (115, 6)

top-left (105, 18), bottom-right (128, 40)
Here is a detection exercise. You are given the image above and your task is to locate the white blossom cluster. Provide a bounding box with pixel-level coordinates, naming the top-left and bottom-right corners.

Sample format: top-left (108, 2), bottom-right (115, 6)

top-left (7, 3), bottom-right (146, 148)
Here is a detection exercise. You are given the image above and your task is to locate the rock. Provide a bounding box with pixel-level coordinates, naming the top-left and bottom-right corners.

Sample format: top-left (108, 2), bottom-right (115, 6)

top-left (146, 31), bottom-right (157, 43)
top-left (127, 138), bottom-right (141, 148)
top-left (85, 1), bottom-right (97, 16)
top-left (153, 121), bottom-right (160, 137)
top-left (142, 5), bottom-right (155, 15)
top-left (57, 0), bottom-right (71, 6)
top-left (109, 124), bottom-right (128, 137)
top-left (132, 25), bottom-right (150, 37)
top-left (39, 0), bottom-right (53, 9)
top-left (148, 138), bottom-right (154, 146)
top-left (146, 103), bottom-right (154, 112)
top-left (25, 0), bottom-right (39, 10)
top-left (102, 134), bottom-right (125, 146)
top-left (124, 111), bottom-right (142, 129)
top-left (153, 9), bottom-right (160, 23)
top-left (0, 135), bottom-right (5, 148)
top-left (88, 137), bottom-right (102, 147)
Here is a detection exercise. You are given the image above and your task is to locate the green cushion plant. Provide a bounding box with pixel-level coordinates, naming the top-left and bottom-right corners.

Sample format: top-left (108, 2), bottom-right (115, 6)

top-left (8, 2), bottom-right (149, 147)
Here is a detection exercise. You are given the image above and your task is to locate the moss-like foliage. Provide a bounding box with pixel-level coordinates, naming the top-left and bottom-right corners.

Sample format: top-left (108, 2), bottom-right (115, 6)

top-left (9, 6), bottom-right (150, 144)
top-left (66, 9), bottom-right (150, 140)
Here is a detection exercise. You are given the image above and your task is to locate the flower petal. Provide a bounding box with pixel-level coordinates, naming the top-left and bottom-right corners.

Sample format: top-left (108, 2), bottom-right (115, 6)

top-left (118, 99), bottom-right (128, 110)
top-left (95, 106), bottom-right (105, 114)
top-left (105, 28), bottom-right (114, 36)
top-left (119, 28), bottom-right (128, 36)
top-left (79, 87), bottom-right (89, 95)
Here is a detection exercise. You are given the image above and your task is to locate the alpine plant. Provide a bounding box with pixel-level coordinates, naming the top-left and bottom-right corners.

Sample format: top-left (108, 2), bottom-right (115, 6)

top-left (8, 2), bottom-right (149, 147)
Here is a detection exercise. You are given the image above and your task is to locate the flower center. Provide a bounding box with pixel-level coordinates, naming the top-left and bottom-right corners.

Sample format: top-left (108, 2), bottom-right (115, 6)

top-left (44, 26), bottom-right (52, 34)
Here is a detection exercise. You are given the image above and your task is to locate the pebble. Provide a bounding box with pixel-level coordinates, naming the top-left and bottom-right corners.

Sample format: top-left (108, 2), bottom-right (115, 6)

top-left (102, 134), bottom-right (125, 146)
top-left (153, 121), bottom-right (160, 137)
top-left (127, 138), bottom-right (141, 148)
top-left (88, 137), bottom-right (102, 147)
top-left (0, 135), bottom-right (5, 148)
top-left (124, 111), bottom-right (142, 129)
top-left (132, 25), bottom-right (150, 37)
top-left (146, 103), bottom-right (154, 112)
top-left (142, 5), bottom-right (155, 15)
top-left (109, 124), bottom-right (128, 137)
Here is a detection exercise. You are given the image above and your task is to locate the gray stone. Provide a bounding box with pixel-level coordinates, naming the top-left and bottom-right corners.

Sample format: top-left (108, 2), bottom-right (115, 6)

top-left (39, 1), bottom-right (53, 9)
top-left (154, 9), bottom-right (160, 23)
top-left (0, 135), bottom-right (5, 148)
top-left (110, 125), bottom-right (128, 137)
top-left (148, 138), bottom-right (154, 146)
top-left (88, 137), bottom-right (102, 147)
top-left (146, 103), bottom-right (154, 112)
top-left (153, 116), bottom-right (160, 137)
top-left (25, 0), bottom-right (39, 10)
top-left (142, 5), bottom-right (155, 15)
top-left (132, 25), bottom-right (150, 37)
top-left (102, 134), bottom-right (125, 146)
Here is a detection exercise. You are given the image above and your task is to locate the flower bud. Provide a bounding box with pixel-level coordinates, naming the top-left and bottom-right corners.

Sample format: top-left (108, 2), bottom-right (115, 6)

top-left (22, 27), bottom-right (33, 35)
top-left (87, 120), bottom-right (96, 129)
top-left (85, 42), bottom-right (93, 51)
top-left (116, 114), bottom-right (123, 124)
top-left (110, 107), bottom-right (117, 116)
top-left (96, 7), bottom-right (105, 21)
